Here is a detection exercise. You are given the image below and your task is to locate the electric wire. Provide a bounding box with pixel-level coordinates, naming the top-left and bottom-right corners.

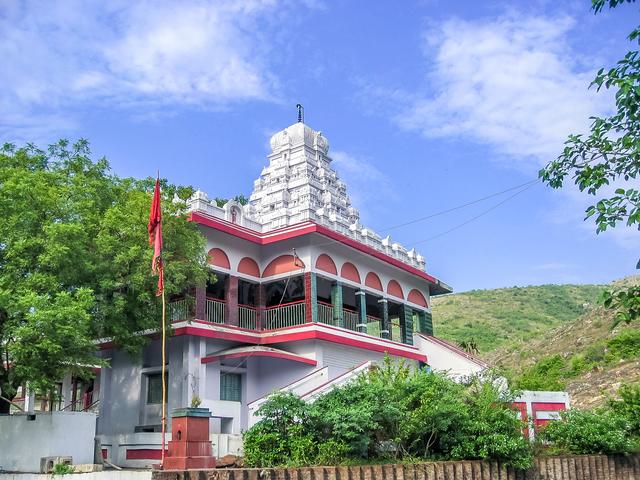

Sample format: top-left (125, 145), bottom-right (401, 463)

top-left (379, 178), bottom-right (540, 233)
top-left (409, 180), bottom-right (540, 246)
top-left (310, 177), bottom-right (540, 252)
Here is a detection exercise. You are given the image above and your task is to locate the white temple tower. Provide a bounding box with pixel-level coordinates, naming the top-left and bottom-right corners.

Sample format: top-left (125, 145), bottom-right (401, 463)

top-left (248, 120), bottom-right (360, 232)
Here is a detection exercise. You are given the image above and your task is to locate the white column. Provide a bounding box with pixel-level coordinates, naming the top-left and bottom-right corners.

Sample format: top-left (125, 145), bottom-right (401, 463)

top-left (24, 385), bottom-right (36, 413)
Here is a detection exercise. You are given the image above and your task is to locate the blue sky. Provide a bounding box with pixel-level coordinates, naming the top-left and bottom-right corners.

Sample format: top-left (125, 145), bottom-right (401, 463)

top-left (1, 0), bottom-right (639, 292)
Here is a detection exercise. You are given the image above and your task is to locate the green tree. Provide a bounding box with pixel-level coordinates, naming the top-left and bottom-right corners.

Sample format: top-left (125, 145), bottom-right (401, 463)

top-left (539, 0), bottom-right (640, 325)
top-left (0, 140), bottom-right (208, 413)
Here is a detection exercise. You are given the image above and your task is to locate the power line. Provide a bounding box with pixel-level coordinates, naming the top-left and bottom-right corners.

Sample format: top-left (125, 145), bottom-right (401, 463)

top-left (379, 178), bottom-right (540, 233)
top-left (409, 180), bottom-right (540, 246)
top-left (311, 177), bottom-right (540, 251)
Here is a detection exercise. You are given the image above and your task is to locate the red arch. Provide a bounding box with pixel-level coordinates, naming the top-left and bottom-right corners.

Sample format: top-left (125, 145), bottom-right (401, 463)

top-left (238, 257), bottom-right (260, 278)
top-left (315, 254), bottom-right (337, 275)
top-left (365, 272), bottom-right (383, 291)
top-left (262, 255), bottom-right (305, 277)
top-left (387, 280), bottom-right (404, 299)
top-left (408, 289), bottom-right (428, 307)
top-left (207, 248), bottom-right (230, 269)
top-left (340, 262), bottom-right (361, 284)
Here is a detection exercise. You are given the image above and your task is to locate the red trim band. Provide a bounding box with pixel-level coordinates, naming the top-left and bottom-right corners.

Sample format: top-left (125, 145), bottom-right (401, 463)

top-left (201, 350), bottom-right (317, 365)
top-left (175, 324), bottom-right (427, 362)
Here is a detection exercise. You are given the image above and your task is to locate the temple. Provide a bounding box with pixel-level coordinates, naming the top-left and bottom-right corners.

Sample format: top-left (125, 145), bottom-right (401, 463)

top-left (24, 116), bottom-right (507, 467)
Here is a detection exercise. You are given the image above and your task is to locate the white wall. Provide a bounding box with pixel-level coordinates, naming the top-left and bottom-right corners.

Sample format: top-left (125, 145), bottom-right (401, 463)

top-left (413, 334), bottom-right (486, 380)
top-left (0, 471), bottom-right (151, 480)
top-left (0, 412), bottom-right (97, 472)
top-left (98, 432), bottom-right (242, 468)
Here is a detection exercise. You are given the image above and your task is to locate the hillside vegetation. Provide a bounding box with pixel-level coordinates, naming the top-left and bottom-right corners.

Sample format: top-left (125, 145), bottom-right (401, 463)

top-left (431, 283), bottom-right (606, 353)
top-left (431, 277), bottom-right (640, 409)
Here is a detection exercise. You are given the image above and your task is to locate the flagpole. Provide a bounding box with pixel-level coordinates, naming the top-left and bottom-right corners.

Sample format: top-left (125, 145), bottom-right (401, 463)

top-left (156, 170), bottom-right (167, 469)
top-left (161, 284), bottom-right (167, 468)
top-left (149, 172), bottom-right (167, 469)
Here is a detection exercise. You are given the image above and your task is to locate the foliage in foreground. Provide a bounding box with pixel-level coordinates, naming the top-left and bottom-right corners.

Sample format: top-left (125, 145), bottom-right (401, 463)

top-left (540, 409), bottom-right (637, 455)
top-left (539, 0), bottom-right (640, 325)
top-left (537, 380), bottom-right (640, 456)
top-left (0, 140), bottom-right (209, 413)
top-left (243, 362), bottom-right (532, 469)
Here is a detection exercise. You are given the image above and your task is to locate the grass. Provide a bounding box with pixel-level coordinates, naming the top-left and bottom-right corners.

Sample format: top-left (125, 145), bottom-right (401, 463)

top-left (470, 276), bottom-right (640, 408)
top-left (431, 283), bottom-right (607, 353)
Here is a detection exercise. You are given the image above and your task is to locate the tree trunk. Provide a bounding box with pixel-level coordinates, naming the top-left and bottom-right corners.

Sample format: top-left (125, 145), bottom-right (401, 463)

top-left (0, 396), bottom-right (11, 414)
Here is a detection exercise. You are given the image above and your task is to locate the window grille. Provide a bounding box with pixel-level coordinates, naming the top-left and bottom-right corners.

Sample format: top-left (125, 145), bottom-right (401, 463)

top-left (220, 373), bottom-right (242, 402)
top-left (147, 373), bottom-right (166, 404)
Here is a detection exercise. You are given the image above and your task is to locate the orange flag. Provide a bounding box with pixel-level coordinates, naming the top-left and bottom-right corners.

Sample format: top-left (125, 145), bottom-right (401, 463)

top-left (148, 178), bottom-right (164, 296)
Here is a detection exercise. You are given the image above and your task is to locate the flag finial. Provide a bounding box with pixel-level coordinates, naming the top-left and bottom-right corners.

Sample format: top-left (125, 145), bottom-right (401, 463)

top-left (296, 103), bottom-right (304, 123)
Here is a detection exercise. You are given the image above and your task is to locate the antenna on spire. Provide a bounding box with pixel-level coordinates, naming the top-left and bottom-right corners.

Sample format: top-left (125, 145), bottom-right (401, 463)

top-left (296, 104), bottom-right (304, 123)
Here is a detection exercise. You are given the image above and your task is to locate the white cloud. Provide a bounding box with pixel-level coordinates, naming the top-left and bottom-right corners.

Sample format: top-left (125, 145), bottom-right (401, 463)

top-left (366, 12), bottom-right (638, 250)
top-left (395, 14), bottom-right (612, 172)
top-left (0, 0), bottom-right (298, 142)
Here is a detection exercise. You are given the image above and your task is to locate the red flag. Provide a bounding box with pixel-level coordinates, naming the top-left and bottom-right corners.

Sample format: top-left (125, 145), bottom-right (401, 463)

top-left (148, 178), bottom-right (164, 296)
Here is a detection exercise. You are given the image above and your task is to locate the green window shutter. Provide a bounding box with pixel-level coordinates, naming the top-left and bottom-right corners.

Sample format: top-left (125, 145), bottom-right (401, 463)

top-left (220, 373), bottom-right (242, 402)
top-left (422, 311), bottom-right (433, 335)
top-left (147, 373), bottom-right (166, 404)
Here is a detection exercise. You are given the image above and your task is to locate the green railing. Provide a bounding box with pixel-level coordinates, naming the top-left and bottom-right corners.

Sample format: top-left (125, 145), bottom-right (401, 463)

top-left (263, 301), bottom-right (306, 330)
top-left (317, 302), bottom-right (338, 326)
top-left (238, 305), bottom-right (257, 330)
top-left (391, 318), bottom-right (402, 342)
top-left (343, 308), bottom-right (359, 331)
top-left (366, 315), bottom-right (382, 338)
top-left (205, 298), bottom-right (226, 324)
top-left (169, 297), bottom-right (195, 322)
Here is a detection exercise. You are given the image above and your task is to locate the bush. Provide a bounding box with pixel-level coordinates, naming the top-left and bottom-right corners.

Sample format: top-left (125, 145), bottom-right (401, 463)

top-left (243, 361), bottom-right (532, 468)
top-left (514, 355), bottom-right (567, 391)
top-left (242, 392), bottom-right (315, 467)
top-left (609, 383), bottom-right (640, 435)
top-left (539, 409), bottom-right (635, 455)
top-left (607, 329), bottom-right (640, 360)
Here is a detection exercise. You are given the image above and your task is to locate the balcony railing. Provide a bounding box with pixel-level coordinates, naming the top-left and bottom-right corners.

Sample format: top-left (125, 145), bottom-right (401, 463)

top-left (317, 302), bottom-right (338, 326)
top-left (391, 319), bottom-right (402, 342)
top-left (263, 301), bottom-right (306, 330)
top-left (343, 308), bottom-right (359, 331)
top-left (169, 297), bottom-right (195, 322)
top-left (204, 298), bottom-right (226, 324)
top-left (238, 305), bottom-right (257, 330)
top-left (170, 295), bottom-right (419, 346)
top-left (365, 315), bottom-right (382, 338)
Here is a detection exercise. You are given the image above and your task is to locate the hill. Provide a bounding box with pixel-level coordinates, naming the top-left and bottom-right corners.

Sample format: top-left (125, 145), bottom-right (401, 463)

top-left (430, 276), bottom-right (640, 409)
top-left (431, 283), bottom-right (606, 353)
top-left (487, 305), bottom-right (640, 409)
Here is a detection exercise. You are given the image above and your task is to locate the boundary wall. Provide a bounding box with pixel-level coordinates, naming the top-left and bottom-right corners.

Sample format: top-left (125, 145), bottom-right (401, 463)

top-left (153, 454), bottom-right (640, 480)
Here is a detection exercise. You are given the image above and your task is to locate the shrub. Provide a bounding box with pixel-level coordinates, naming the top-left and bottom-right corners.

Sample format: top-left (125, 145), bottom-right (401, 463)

top-left (52, 463), bottom-right (74, 476)
top-left (448, 379), bottom-right (532, 469)
top-left (514, 355), bottom-right (566, 391)
top-left (607, 329), bottom-right (640, 360)
top-left (242, 392), bottom-right (314, 467)
top-left (539, 409), bottom-right (635, 455)
top-left (609, 383), bottom-right (640, 436)
top-left (243, 361), bottom-right (533, 468)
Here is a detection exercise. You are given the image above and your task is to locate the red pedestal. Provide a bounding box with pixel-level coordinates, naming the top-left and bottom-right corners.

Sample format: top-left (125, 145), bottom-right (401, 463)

top-left (162, 408), bottom-right (216, 470)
